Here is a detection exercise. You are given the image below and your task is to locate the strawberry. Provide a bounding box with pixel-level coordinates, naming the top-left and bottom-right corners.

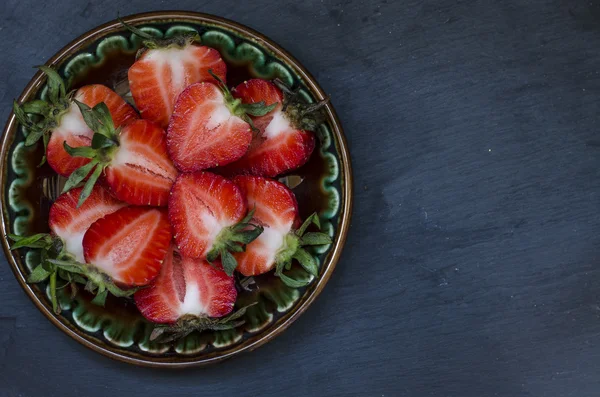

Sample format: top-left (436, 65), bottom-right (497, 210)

top-left (123, 21), bottom-right (227, 128)
top-left (135, 245), bottom-right (253, 341)
top-left (219, 79), bottom-right (329, 177)
top-left (232, 175), bottom-right (332, 287)
top-left (83, 206), bottom-right (172, 286)
top-left (62, 103), bottom-right (177, 207)
top-left (13, 67), bottom-right (138, 176)
top-left (49, 185), bottom-right (127, 263)
top-left (167, 73), bottom-right (277, 172)
top-left (168, 171), bottom-right (263, 275)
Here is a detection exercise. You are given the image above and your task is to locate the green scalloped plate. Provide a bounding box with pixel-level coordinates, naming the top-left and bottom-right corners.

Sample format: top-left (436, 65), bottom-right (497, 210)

top-left (0, 11), bottom-right (352, 367)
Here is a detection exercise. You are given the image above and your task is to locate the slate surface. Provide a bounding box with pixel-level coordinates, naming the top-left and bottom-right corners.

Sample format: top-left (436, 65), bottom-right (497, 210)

top-left (2, 0), bottom-right (600, 396)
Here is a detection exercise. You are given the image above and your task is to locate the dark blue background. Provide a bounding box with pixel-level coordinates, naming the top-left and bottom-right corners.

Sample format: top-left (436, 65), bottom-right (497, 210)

top-left (2, 1), bottom-right (600, 396)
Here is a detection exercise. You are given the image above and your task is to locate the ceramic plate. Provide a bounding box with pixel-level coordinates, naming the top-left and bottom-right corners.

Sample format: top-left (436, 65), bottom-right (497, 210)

top-left (0, 11), bottom-right (352, 367)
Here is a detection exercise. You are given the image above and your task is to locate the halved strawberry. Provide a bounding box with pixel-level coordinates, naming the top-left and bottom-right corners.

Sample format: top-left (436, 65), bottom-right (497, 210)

top-left (232, 175), bottom-right (332, 286)
top-left (134, 244), bottom-right (237, 324)
top-left (168, 171), bottom-right (263, 275)
top-left (13, 67), bottom-right (138, 177)
top-left (83, 206), bottom-right (172, 286)
top-left (167, 76), bottom-right (276, 172)
top-left (219, 79), bottom-right (329, 177)
top-left (62, 103), bottom-right (177, 207)
top-left (103, 119), bottom-right (178, 206)
top-left (124, 22), bottom-right (227, 128)
top-left (49, 185), bottom-right (127, 262)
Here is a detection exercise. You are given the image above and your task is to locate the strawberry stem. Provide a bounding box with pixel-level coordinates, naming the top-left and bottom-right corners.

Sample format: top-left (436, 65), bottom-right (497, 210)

top-left (273, 79), bottom-right (330, 131)
top-left (119, 17), bottom-right (200, 56)
top-left (149, 303), bottom-right (256, 343)
top-left (12, 67), bottom-right (72, 165)
top-left (274, 212), bottom-right (332, 288)
top-left (207, 208), bottom-right (264, 276)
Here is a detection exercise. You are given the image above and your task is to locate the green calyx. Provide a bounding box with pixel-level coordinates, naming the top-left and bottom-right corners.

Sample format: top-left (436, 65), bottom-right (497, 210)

top-left (13, 66), bottom-right (72, 166)
top-left (62, 100), bottom-right (121, 207)
top-left (208, 69), bottom-right (278, 133)
top-left (118, 17), bottom-right (200, 58)
top-left (8, 233), bottom-right (137, 313)
top-left (274, 79), bottom-right (330, 132)
top-left (206, 208), bottom-right (264, 276)
top-left (274, 212), bottom-right (333, 288)
top-left (149, 303), bottom-right (256, 343)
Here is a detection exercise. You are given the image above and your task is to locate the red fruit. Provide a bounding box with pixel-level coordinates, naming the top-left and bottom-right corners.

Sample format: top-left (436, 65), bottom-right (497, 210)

top-left (104, 119), bottom-right (178, 206)
top-left (231, 176), bottom-right (299, 276)
top-left (49, 185), bottom-right (127, 262)
top-left (46, 84), bottom-right (138, 177)
top-left (83, 206), bottom-right (172, 286)
top-left (219, 79), bottom-right (318, 177)
top-left (128, 42), bottom-right (226, 128)
top-left (168, 172), bottom-right (247, 259)
top-left (134, 244), bottom-right (237, 323)
top-left (167, 82), bottom-right (253, 172)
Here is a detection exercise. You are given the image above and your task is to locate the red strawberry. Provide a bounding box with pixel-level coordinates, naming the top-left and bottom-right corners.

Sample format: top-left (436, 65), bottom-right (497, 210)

top-left (83, 206), bottom-right (172, 286)
top-left (134, 244), bottom-right (237, 324)
top-left (232, 175), bottom-right (332, 286)
top-left (168, 171), bottom-right (263, 275)
top-left (167, 76), bottom-right (276, 172)
top-left (13, 67), bottom-right (138, 177)
top-left (103, 119), bottom-right (178, 206)
top-left (125, 24), bottom-right (227, 128)
top-left (219, 79), bottom-right (329, 177)
top-left (62, 104), bottom-right (177, 207)
top-left (49, 185), bottom-right (127, 262)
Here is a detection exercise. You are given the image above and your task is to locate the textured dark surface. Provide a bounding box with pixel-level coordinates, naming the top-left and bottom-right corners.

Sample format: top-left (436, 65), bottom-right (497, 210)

top-left (1, 0), bottom-right (600, 396)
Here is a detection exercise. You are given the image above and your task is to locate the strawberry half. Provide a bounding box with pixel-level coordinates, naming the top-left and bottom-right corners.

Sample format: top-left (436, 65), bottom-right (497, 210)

top-left (167, 74), bottom-right (277, 172)
top-left (62, 103), bottom-right (177, 207)
top-left (49, 185), bottom-right (127, 262)
top-left (124, 22), bottom-right (227, 128)
top-left (135, 245), bottom-right (253, 342)
top-left (13, 67), bottom-right (138, 177)
top-left (232, 175), bottom-right (332, 287)
top-left (134, 244), bottom-right (236, 323)
top-left (219, 79), bottom-right (329, 177)
top-left (83, 206), bottom-right (172, 286)
top-left (168, 171), bottom-right (263, 275)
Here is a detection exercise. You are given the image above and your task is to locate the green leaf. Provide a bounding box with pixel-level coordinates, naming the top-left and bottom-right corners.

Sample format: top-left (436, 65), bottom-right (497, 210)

top-left (77, 164), bottom-right (103, 207)
top-left (92, 133), bottom-right (116, 150)
top-left (24, 127), bottom-right (45, 147)
top-left (91, 290), bottom-right (108, 307)
top-left (73, 100), bottom-right (102, 132)
top-left (63, 142), bottom-right (96, 158)
top-left (38, 66), bottom-right (66, 104)
top-left (277, 271), bottom-right (310, 288)
top-left (238, 207), bottom-right (256, 225)
top-left (242, 101), bottom-right (278, 117)
top-left (27, 265), bottom-right (52, 283)
top-left (230, 226), bottom-right (264, 244)
top-left (8, 233), bottom-right (52, 249)
top-left (300, 232), bottom-right (332, 246)
top-left (105, 282), bottom-right (138, 298)
top-left (38, 132), bottom-right (50, 166)
top-left (118, 17), bottom-right (156, 40)
top-left (21, 100), bottom-right (51, 115)
top-left (92, 102), bottom-right (116, 133)
top-left (13, 101), bottom-right (33, 128)
top-left (295, 212), bottom-right (321, 237)
top-left (206, 249), bottom-right (219, 264)
top-left (62, 159), bottom-right (98, 193)
top-left (47, 259), bottom-right (86, 275)
top-left (293, 248), bottom-right (318, 277)
top-left (221, 249), bottom-right (238, 276)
